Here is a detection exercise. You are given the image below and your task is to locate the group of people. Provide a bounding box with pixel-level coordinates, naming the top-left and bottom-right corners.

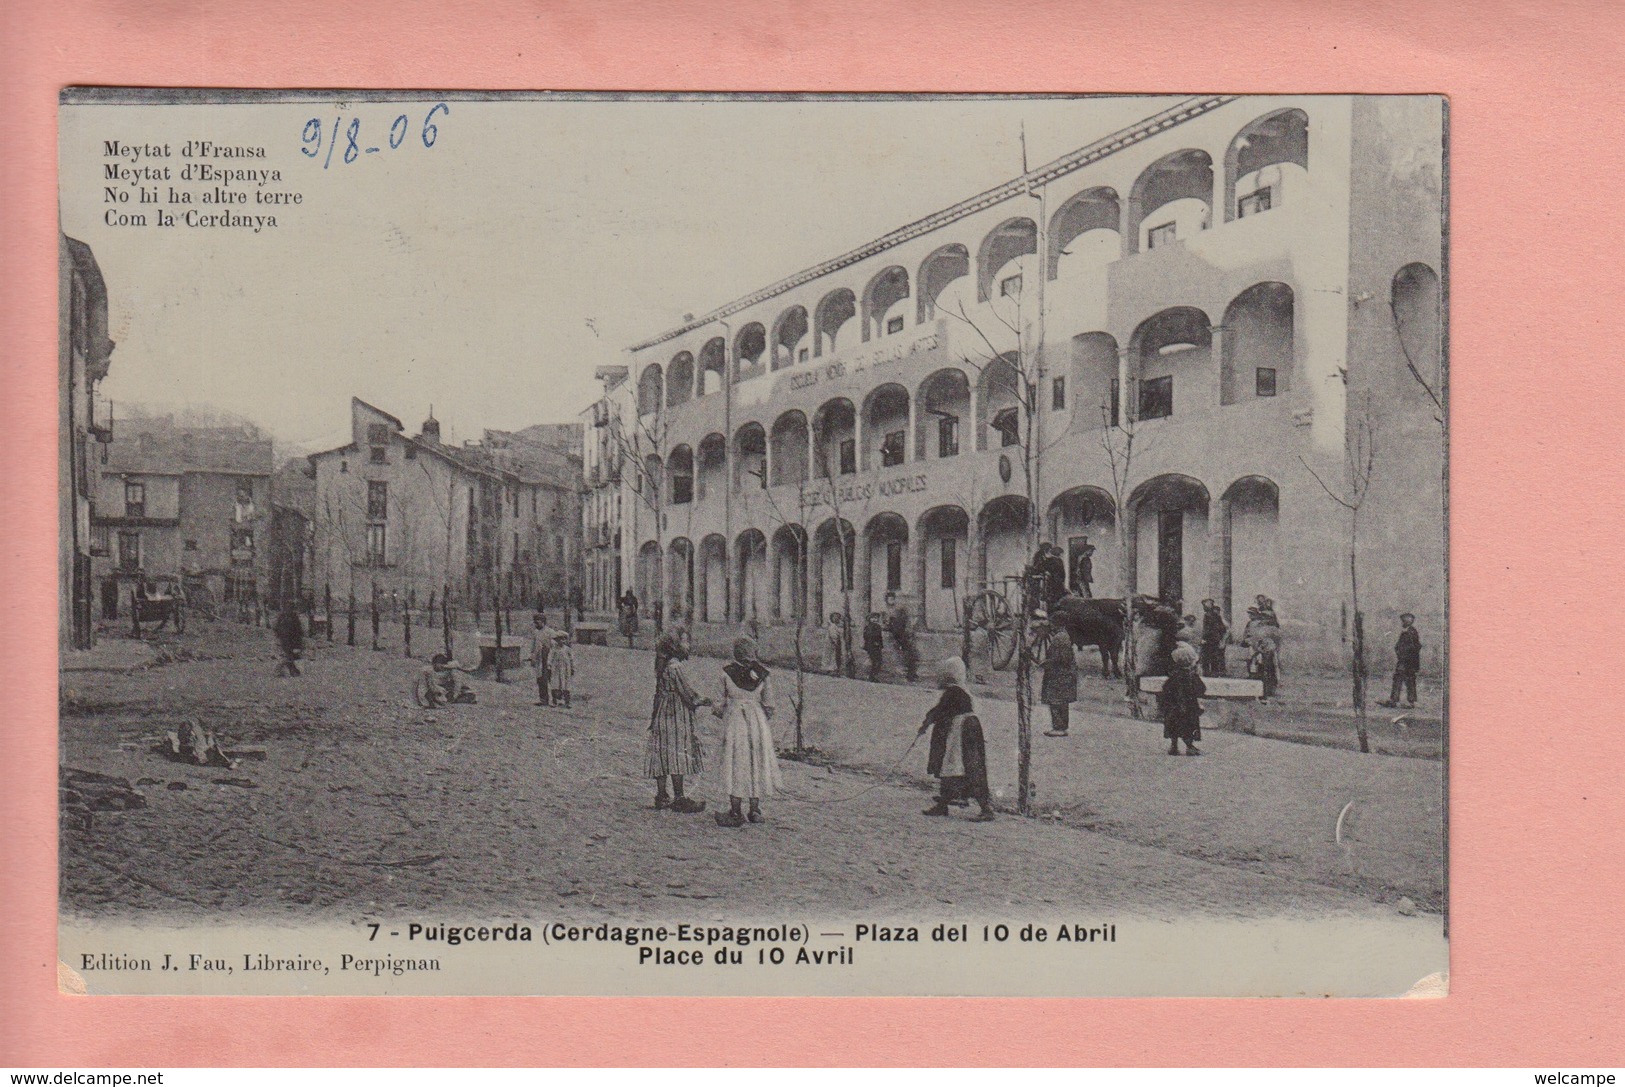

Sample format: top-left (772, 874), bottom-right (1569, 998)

top-left (820, 592), bottom-right (920, 683)
top-left (527, 613), bottom-right (577, 708)
top-left (645, 629), bottom-right (784, 828)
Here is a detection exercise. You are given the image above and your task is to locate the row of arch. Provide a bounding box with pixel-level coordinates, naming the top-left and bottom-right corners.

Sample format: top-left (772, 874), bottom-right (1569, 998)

top-left (636, 473), bottom-right (1281, 631)
top-left (637, 107), bottom-right (1312, 416)
top-left (641, 278), bottom-right (1311, 503)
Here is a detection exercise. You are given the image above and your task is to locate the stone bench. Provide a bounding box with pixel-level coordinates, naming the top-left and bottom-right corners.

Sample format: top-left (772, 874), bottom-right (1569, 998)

top-left (1138, 675), bottom-right (1265, 733)
top-left (573, 622), bottom-right (610, 646)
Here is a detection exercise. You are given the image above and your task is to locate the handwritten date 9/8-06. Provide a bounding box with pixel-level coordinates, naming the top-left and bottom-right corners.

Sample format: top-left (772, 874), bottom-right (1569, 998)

top-left (300, 103), bottom-right (449, 168)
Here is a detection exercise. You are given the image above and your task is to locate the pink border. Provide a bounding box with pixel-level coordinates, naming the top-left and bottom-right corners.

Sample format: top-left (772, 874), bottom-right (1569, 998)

top-left (7, 0), bottom-right (1624, 1067)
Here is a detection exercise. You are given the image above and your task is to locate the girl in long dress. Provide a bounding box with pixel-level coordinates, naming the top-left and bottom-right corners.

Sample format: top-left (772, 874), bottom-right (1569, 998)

top-left (646, 630), bottom-right (710, 812)
top-left (712, 637), bottom-right (782, 827)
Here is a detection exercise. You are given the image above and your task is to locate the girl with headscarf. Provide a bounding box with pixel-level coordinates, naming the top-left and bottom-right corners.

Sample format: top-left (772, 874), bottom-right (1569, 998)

top-left (646, 627), bottom-right (709, 813)
top-left (1158, 639), bottom-right (1206, 756)
top-left (917, 658), bottom-right (994, 821)
top-left (712, 637), bottom-right (782, 827)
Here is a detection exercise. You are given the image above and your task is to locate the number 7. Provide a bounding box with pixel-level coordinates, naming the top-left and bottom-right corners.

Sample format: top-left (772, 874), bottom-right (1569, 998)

top-left (367, 923), bottom-right (380, 941)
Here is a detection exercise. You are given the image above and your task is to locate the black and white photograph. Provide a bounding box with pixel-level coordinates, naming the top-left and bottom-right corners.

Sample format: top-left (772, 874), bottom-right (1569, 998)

top-left (56, 92), bottom-right (1447, 996)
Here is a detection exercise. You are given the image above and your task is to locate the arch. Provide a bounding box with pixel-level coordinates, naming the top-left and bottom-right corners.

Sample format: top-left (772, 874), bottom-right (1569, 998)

top-left (637, 363), bottom-right (664, 417)
top-left (814, 287), bottom-right (857, 357)
top-left (734, 323), bottom-right (767, 382)
top-left (667, 443), bottom-right (694, 505)
top-left (695, 432), bottom-right (726, 502)
top-left (733, 421), bottom-right (767, 491)
top-left (978, 494), bottom-right (1033, 591)
top-left (769, 410), bottom-right (810, 486)
top-left (698, 532), bottom-right (728, 622)
top-left (772, 305), bottom-right (810, 370)
top-left (861, 382), bottom-right (910, 471)
top-left (1128, 473), bottom-right (1212, 607)
top-left (666, 536), bottom-right (695, 621)
top-left (770, 523), bottom-right (809, 621)
top-left (641, 452), bottom-right (664, 508)
top-left (734, 527), bottom-right (769, 623)
top-left (917, 504), bottom-right (970, 629)
top-left (916, 367), bottom-right (970, 460)
top-left (861, 265), bottom-right (911, 341)
top-left (1221, 282), bottom-right (1294, 405)
top-left (1048, 187), bottom-right (1121, 278)
top-left (977, 217), bottom-right (1039, 302)
top-left (1391, 262), bottom-right (1442, 396)
top-left (975, 352), bottom-right (1023, 450)
top-left (1219, 475), bottom-right (1280, 623)
top-left (812, 397), bottom-right (857, 478)
top-left (1224, 108), bottom-right (1309, 222)
top-left (1127, 148), bottom-right (1214, 254)
top-left (863, 511), bottom-right (910, 609)
top-left (637, 539), bottom-right (664, 615)
top-left (812, 516), bottom-right (857, 622)
top-left (1071, 331), bottom-right (1121, 428)
top-left (1047, 485), bottom-right (1118, 597)
top-left (666, 352), bottom-right (694, 407)
top-left (917, 243), bottom-right (971, 323)
top-left (698, 337), bottom-right (726, 396)
top-left (1129, 307), bottom-right (1213, 421)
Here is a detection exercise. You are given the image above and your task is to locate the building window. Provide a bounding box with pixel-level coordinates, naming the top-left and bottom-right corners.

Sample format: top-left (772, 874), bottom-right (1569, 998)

top-left (798, 347), bottom-right (809, 363)
top-left (235, 480), bottom-right (253, 504)
top-left (513, 531), bottom-right (520, 557)
top-left (184, 539), bottom-right (198, 552)
top-left (880, 430), bottom-right (906, 468)
top-left (993, 407), bottom-right (1021, 448)
top-left (404, 445), bottom-right (417, 460)
top-left (368, 481), bottom-right (388, 521)
top-left (1147, 222), bottom-right (1177, 249)
top-left (124, 481), bottom-right (146, 518)
top-left (1052, 376), bottom-right (1066, 411)
top-left (940, 537), bottom-right (957, 589)
top-left (885, 540), bottom-right (903, 592)
top-left (672, 474), bottom-right (693, 504)
top-left (999, 274), bottom-right (1023, 298)
top-left (1256, 367), bottom-right (1278, 397)
top-left (1110, 379), bottom-right (1121, 425)
top-left (367, 524), bottom-right (388, 566)
top-left (1238, 188), bottom-right (1273, 218)
top-left (117, 531), bottom-right (141, 571)
top-left (366, 423), bottom-right (391, 463)
top-left (370, 445), bottom-right (387, 464)
top-left (1139, 375), bottom-right (1174, 420)
top-left (838, 438), bottom-right (856, 476)
top-left (937, 416), bottom-right (959, 458)
top-left (886, 315), bottom-right (905, 335)
top-left (91, 525), bottom-right (110, 557)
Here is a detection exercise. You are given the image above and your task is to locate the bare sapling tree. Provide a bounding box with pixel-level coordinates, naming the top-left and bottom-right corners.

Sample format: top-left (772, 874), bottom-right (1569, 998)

top-left (610, 400), bottom-right (672, 630)
top-left (937, 250), bottom-right (1047, 817)
top-left (748, 468), bottom-right (813, 754)
top-left (1299, 390), bottom-right (1380, 753)
top-left (1097, 385), bottom-right (1151, 714)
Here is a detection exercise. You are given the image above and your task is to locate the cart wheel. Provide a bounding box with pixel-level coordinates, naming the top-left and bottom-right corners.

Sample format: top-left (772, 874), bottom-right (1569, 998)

top-left (964, 590), bottom-right (1017, 671)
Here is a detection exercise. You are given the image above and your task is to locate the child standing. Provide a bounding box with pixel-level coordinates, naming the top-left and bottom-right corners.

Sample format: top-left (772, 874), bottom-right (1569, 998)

top-left (713, 637), bottom-right (782, 827)
top-left (863, 613), bottom-right (885, 681)
top-left (548, 631), bottom-right (574, 707)
top-left (646, 634), bottom-right (709, 813)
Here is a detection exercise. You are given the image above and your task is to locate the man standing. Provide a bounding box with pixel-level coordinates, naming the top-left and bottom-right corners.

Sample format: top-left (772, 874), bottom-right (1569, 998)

top-left (1071, 538), bottom-right (1095, 598)
top-left (884, 592), bottom-right (919, 682)
top-left (1379, 613), bottom-right (1422, 709)
top-left (1199, 599), bottom-right (1228, 677)
top-left (619, 589), bottom-right (640, 647)
top-left (274, 603), bottom-right (305, 677)
top-left (529, 612), bottom-right (557, 706)
top-left (1040, 545), bottom-right (1068, 609)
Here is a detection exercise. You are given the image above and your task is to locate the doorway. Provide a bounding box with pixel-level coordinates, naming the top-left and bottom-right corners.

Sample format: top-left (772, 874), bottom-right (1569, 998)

top-left (1157, 510), bottom-right (1183, 604)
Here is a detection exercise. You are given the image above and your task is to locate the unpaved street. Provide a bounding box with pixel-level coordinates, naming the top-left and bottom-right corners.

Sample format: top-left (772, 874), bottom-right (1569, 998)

top-left (60, 622), bottom-right (1442, 925)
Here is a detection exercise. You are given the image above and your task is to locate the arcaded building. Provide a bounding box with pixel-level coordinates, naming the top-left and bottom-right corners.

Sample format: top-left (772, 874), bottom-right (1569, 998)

top-left (620, 96), bottom-right (1444, 668)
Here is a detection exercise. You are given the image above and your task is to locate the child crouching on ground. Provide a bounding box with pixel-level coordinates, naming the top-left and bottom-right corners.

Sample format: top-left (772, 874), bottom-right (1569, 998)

top-left (548, 631), bottom-right (574, 707)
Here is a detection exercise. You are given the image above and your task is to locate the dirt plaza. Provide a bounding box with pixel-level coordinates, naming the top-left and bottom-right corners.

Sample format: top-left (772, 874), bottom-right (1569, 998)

top-left (59, 620), bottom-right (1443, 925)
